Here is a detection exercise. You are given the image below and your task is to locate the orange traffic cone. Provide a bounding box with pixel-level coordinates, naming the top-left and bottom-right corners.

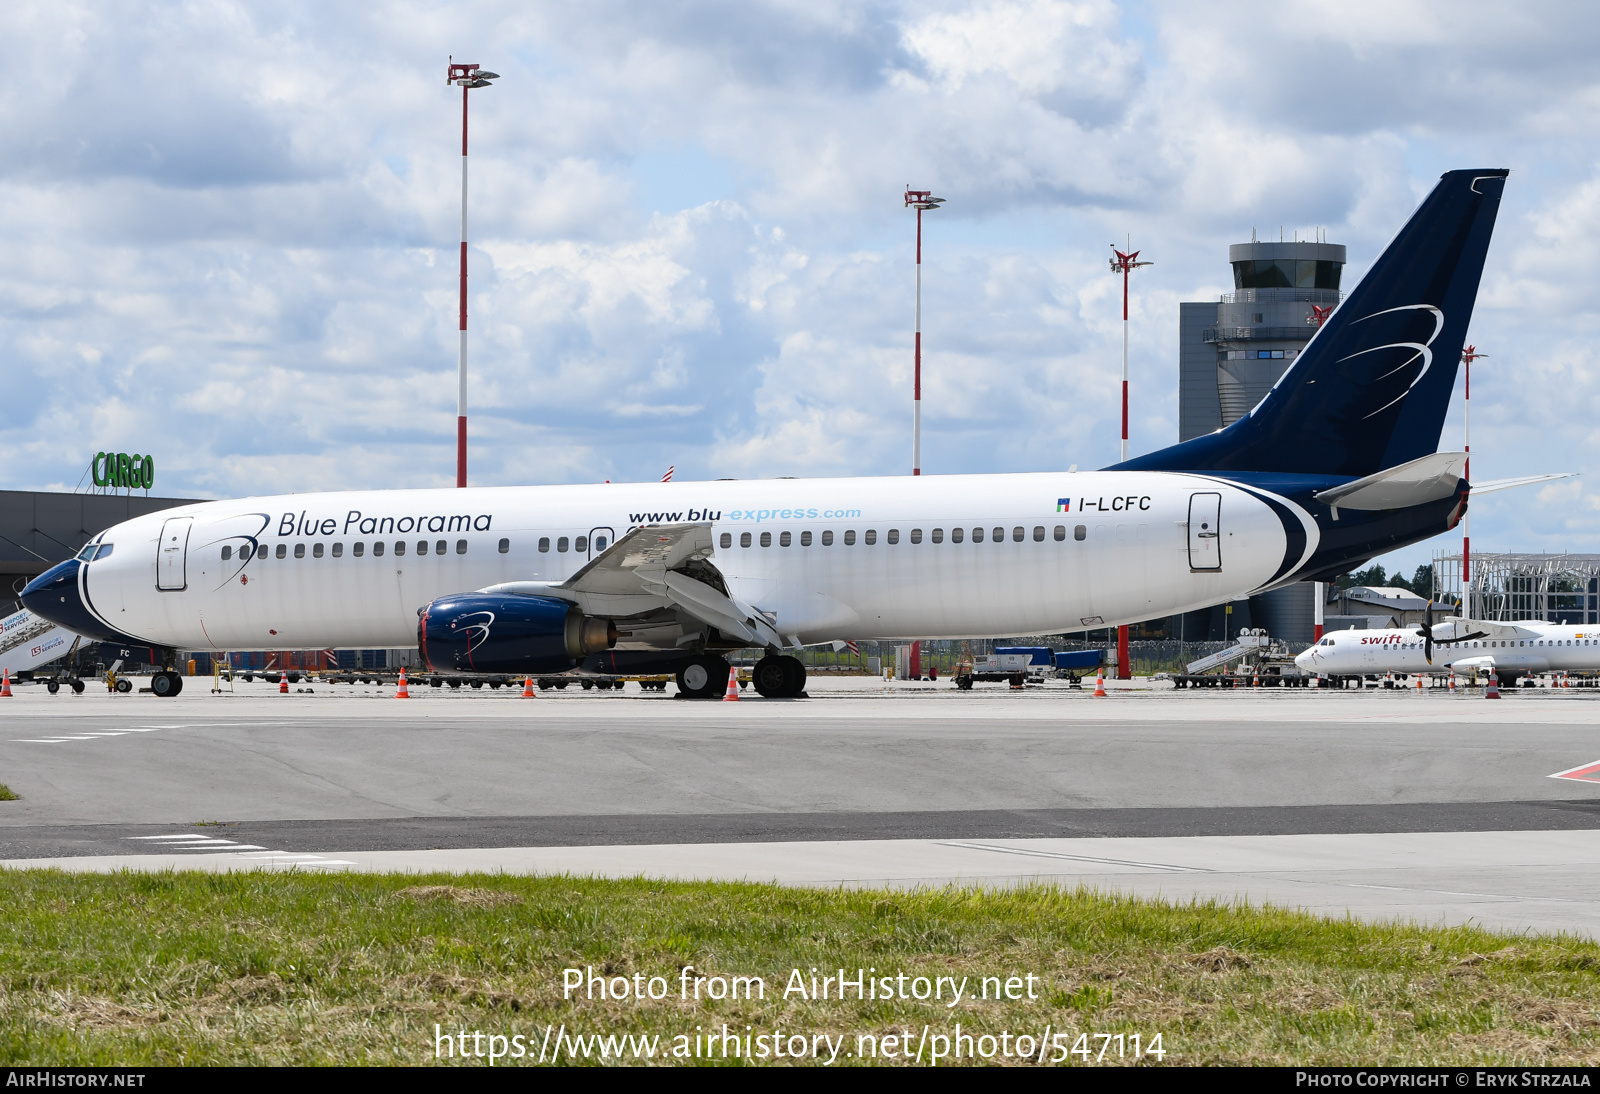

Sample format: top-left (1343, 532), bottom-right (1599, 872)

top-left (1416, 674), bottom-right (1423, 691)
top-left (522, 676), bottom-right (536, 698)
top-left (1093, 671), bottom-right (1107, 697)
top-left (1564, 672), bottom-right (1571, 689)
top-left (722, 666), bottom-right (740, 701)
top-left (0, 669), bottom-right (10, 697)
top-left (395, 669), bottom-right (410, 698)
top-left (1448, 674), bottom-right (1456, 691)
top-left (1485, 671), bottom-right (1500, 699)
top-left (278, 675), bottom-right (289, 694)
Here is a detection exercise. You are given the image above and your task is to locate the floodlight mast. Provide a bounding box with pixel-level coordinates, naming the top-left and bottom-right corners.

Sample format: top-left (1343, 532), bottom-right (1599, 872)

top-left (1461, 345), bottom-right (1487, 610)
top-left (905, 188), bottom-right (944, 476)
top-left (447, 58), bottom-right (499, 487)
top-left (1108, 242), bottom-right (1151, 680)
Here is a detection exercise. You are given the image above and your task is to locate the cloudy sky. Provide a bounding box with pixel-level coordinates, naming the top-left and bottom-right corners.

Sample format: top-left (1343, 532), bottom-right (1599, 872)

top-left (3, 0), bottom-right (1598, 578)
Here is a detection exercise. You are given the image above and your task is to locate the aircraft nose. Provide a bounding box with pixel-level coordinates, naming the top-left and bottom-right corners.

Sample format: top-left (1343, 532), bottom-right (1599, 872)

top-left (19, 558), bottom-right (110, 638)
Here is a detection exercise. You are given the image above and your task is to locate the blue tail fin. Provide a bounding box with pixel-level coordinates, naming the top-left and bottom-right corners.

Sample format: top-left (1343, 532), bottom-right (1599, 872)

top-left (1119, 169), bottom-right (1508, 478)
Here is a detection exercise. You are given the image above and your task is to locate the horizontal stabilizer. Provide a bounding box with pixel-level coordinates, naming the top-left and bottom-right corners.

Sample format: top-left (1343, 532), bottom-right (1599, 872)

top-left (1314, 451), bottom-right (1466, 518)
top-left (1471, 472), bottom-right (1578, 496)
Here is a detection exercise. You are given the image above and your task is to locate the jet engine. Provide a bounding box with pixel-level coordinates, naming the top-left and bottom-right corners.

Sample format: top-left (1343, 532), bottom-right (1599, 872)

top-left (418, 594), bottom-right (617, 675)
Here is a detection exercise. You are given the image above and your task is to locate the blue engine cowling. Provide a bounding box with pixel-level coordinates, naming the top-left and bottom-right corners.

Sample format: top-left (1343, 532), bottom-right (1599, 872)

top-left (418, 593), bottom-right (617, 675)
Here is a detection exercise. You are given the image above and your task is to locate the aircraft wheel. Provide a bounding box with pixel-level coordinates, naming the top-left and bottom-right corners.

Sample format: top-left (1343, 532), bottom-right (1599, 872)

top-left (70, 680), bottom-right (85, 694)
top-left (779, 655), bottom-right (806, 697)
top-left (46, 681), bottom-right (59, 694)
top-left (752, 656), bottom-right (789, 698)
top-left (150, 672), bottom-right (182, 697)
top-left (115, 678), bottom-right (133, 694)
top-left (676, 654), bottom-right (729, 699)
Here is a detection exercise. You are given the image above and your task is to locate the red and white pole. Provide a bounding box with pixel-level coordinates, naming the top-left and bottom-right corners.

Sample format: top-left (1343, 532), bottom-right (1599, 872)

top-left (904, 189), bottom-right (943, 475)
top-left (1108, 245), bottom-right (1151, 680)
top-left (1460, 346), bottom-right (1485, 614)
top-left (457, 80), bottom-right (469, 488)
top-left (447, 60), bottom-right (498, 487)
top-left (913, 201), bottom-right (922, 476)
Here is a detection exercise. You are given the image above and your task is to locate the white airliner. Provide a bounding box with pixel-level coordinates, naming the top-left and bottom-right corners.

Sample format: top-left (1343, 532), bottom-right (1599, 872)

top-left (1296, 619), bottom-right (1600, 685)
top-left (20, 169), bottom-right (1519, 698)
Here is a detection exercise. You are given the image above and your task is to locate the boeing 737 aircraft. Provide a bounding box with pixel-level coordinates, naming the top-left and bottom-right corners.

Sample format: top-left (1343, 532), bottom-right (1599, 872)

top-left (1296, 618), bottom-right (1600, 687)
top-left (22, 170), bottom-right (1510, 698)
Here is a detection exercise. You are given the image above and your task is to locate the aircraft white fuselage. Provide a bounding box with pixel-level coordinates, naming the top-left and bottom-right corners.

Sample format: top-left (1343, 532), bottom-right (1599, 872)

top-left (64, 471), bottom-right (1309, 652)
top-left (1296, 623), bottom-right (1600, 677)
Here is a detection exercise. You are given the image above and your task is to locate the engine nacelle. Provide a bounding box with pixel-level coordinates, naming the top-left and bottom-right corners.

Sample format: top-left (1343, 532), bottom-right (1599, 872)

top-left (417, 593), bottom-right (617, 675)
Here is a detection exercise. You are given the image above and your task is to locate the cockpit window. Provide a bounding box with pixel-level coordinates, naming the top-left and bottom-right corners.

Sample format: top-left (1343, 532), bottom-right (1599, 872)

top-left (93, 543), bottom-right (114, 561)
top-left (75, 544), bottom-right (96, 561)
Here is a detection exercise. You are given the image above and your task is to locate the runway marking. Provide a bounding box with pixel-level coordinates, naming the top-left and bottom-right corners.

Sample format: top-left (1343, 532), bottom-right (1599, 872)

top-left (935, 841), bottom-right (1202, 873)
top-left (1550, 759), bottom-right (1600, 783)
top-left (122, 834), bottom-right (352, 868)
top-left (8, 721), bottom-right (300, 744)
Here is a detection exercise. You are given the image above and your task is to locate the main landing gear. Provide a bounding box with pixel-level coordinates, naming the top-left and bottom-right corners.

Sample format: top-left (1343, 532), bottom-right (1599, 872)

top-left (150, 671), bottom-right (184, 697)
top-left (752, 654), bottom-right (806, 699)
top-left (675, 654), bottom-right (730, 699)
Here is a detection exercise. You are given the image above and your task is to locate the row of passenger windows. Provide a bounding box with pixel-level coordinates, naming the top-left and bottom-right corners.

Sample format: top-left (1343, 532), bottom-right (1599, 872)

top-left (224, 538), bottom-right (513, 561)
top-left (718, 524), bottom-right (1089, 549)
top-left (1320, 638), bottom-right (1596, 648)
top-left (537, 535), bottom-right (608, 554)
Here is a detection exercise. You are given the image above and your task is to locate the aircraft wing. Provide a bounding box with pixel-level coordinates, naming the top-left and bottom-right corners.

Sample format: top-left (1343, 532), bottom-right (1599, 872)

top-left (479, 522), bottom-right (783, 649)
top-left (1471, 472), bottom-right (1577, 495)
top-left (1425, 617), bottom-right (1524, 642)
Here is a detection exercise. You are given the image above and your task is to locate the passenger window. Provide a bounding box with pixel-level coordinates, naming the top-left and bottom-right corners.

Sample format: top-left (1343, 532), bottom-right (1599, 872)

top-left (594, 536), bottom-right (606, 552)
top-left (993, 527), bottom-right (1004, 543)
top-left (951, 527), bottom-right (963, 543)
top-left (971, 527), bottom-right (984, 543)
top-left (1054, 526), bottom-right (1066, 541)
top-left (821, 530), bottom-right (834, 546)
top-left (932, 528), bottom-right (944, 543)
top-left (539, 537), bottom-right (550, 553)
top-left (437, 540), bottom-right (448, 554)
top-left (456, 540), bottom-right (467, 554)
top-left (1033, 526), bottom-right (1045, 541)
top-left (294, 543), bottom-right (306, 558)
top-left (221, 545), bottom-right (232, 561)
top-left (740, 532), bottom-right (752, 547)
top-left (353, 542), bottom-right (365, 557)
top-left (416, 541), bottom-right (429, 555)
top-left (910, 529), bottom-right (923, 544)
top-left (801, 531), bottom-right (812, 546)
top-left (313, 543), bottom-right (324, 558)
top-left (844, 530), bottom-right (857, 545)
top-left (575, 536), bottom-right (589, 553)
top-left (557, 537), bottom-right (569, 553)
top-left (332, 543), bottom-right (343, 558)
top-left (498, 538), bottom-right (510, 554)
top-left (1074, 525), bottom-right (1086, 541)
top-left (373, 542), bottom-right (384, 557)
top-left (864, 530), bottom-right (876, 545)
top-left (1014, 527), bottom-right (1025, 542)
top-left (779, 531), bottom-right (791, 547)
top-left (887, 529), bottom-right (899, 544)
top-left (720, 533), bottom-right (732, 548)
top-left (394, 541), bottom-right (406, 556)
top-left (760, 532), bottom-right (772, 547)
top-left (276, 543), bottom-right (287, 559)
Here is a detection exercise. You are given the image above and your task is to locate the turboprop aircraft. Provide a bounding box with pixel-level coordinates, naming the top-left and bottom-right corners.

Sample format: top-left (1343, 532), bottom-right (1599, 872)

top-left (23, 169), bottom-right (1512, 699)
top-left (1296, 614), bottom-right (1600, 688)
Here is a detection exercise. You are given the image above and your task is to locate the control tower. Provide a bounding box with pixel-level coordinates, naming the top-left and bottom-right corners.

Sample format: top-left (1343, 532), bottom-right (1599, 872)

top-left (1176, 236), bottom-right (1346, 645)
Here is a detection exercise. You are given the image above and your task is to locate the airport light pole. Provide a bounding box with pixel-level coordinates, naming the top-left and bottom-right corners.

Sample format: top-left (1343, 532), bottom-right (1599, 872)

top-left (448, 59), bottom-right (499, 487)
top-left (1461, 345), bottom-right (1487, 614)
top-left (1109, 243), bottom-right (1151, 680)
top-left (905, 189), bottom-right (945, 477)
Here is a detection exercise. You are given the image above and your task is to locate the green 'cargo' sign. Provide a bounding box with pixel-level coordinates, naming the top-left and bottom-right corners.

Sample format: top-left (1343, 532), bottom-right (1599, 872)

top-left (93, 452), bottom-right (154, 490)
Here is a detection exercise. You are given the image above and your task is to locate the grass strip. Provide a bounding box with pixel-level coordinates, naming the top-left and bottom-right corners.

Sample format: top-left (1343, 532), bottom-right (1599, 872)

top-left (0, 870), bottom-right (1596, 1066)
top-left (0, 783), bottom-right (14, 801)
